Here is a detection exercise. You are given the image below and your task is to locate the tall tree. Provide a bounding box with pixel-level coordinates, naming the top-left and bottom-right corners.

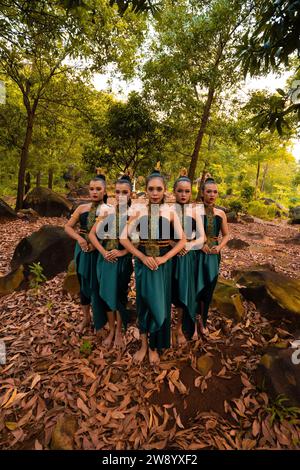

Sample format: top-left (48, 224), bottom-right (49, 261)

top-left (0, 0), bottom-right (145, 208)
top-left (84, 91), bottom-right (167, 176)
top-left (142, 0), bottom-right (255, 182)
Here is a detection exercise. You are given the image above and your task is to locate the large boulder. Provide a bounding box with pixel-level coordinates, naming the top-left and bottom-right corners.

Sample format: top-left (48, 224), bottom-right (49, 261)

top-left (67, 185), bottom-right (89, 199)
top-left (0, 199), bottom-right (17, 219)
top-left (212, 278), bottom-right (245, 321)
top-left (0, 266), bottom-right (25, 297)
top-left (278, 233), bottom-right (300, 245)
top-left (255, 347), bottom-right (300, 407)
top-left (226, 211), bottom-right (239, 223)
top-left (289, 206), bottom-right (300, 224)
top-left (23, 187), bottom-right (72, 217)
top-left (240, 214), bottom-right (255, 223)
top-left (233, 267), bottom-right (300, 325)
top-left (227, 238), bottom-right (250, 250)
top-left (16, 208), bottom-right (39, 222)
top-left (62, 260), bottom-right (80, 296)
top-left (10, 225), bottom-right (75, 280)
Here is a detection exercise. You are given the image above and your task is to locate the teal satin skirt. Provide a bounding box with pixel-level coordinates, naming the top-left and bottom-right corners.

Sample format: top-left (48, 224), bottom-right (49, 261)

top-left (135, 258), bottom-right (173, 350)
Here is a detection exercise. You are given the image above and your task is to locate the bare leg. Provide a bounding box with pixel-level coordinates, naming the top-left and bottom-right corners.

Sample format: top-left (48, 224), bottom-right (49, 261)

top-left (133, 333), bottom-right (148, 364)
top-left (103, 311), bottom-right (115, 348)
top-left (176, 307), bottom-right (187, 346)
top-left (193, 302), bottom-right (208, 338)
top-left (192, 317), bottom-right (199, 341)
top-left (198, 315), bottom-right (209, 336)
top-left (114, 311), bottom-right (124, 350)
top-left (148, 347), bottom-right (160, 366)
top-left (78, 304), bottom-right (91, 333)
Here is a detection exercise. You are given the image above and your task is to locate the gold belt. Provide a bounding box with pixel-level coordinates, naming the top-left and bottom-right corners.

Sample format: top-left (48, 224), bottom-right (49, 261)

top-left (139, 240), bottom-right (170, 257)
top-left (139, 240), bottom-right (170, 247)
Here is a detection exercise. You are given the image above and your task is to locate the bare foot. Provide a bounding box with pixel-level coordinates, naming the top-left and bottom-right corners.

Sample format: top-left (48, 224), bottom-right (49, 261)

top-left (177, 329), bottom-right (187, 346)
top-left (114, 332), bottom-right (124, 350)
top-left (95, 329), bottom-right (103, 340)
top-left (198, 318), bottom-right (209, 336)
top-left (78, 316), bottom-right (91, 334)
top-left (133, 345), bottom-right (147, 364)
top-left (103, 331), bottom-right (114, 348)
top-left (192, 329), bottom-right (199, 341)
top-left (148, 348), bottom-right (160, 366)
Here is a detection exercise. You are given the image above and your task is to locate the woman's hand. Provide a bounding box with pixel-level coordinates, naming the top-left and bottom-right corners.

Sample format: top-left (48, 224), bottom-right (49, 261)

top-left (141, 255), bottom-right (158, 270)
top-left (104, 250), bottom-right (118, 263)
top-left (178, 247), bottom-right (188, 256)
top-left (78, 236), bottom-right (89, 252)
top-left (209, 245), bottom-right (221, 254)
top-left (201, 243), bottom-right (211, 254)
top-left (155, 256), bottom-right (167, 266)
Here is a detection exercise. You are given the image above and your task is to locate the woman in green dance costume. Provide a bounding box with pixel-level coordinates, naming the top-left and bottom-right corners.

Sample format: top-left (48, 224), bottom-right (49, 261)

top-left (194, 177), bottom-right (229, 338)
top-left (120, 165), bottom-right (186, 365)
top-left (89, 175), bottom-right (133, 350)
top-left (171, 169), bottom-right (205, 346)
top-left (64, 173), bottom-right (109, 333)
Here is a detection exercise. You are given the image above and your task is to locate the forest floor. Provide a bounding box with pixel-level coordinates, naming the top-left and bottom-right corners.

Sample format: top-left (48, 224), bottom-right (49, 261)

top-left (0, 214), bottom-right (300, 450)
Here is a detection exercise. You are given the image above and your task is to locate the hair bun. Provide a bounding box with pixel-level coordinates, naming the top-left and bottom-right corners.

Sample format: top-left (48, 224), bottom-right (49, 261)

top-left (95, 167), bottom-right (106, 181)
top-left (204, 177), bottom-right (215, 184)
top-left (119, 174), bottom-right (132, 183)
top-left (96, 173), bottom-right (106, 181)
top-left (179, 167), bottom-right (188, 177)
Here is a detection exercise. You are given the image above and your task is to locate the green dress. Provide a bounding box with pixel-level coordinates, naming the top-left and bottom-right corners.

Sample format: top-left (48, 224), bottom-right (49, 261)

top-left (74, 210), bottom-right (106, 331)
top-left (172, 214), bottom-right (198, 339)
top-left (196, 213), bottom-right (222, 326)
top-left (95, 208), bottom-right (133, 330)
top-left (135, 213), bottom-right (173, 350)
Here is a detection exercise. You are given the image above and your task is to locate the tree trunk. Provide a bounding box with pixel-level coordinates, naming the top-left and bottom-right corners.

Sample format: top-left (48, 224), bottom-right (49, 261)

top-left (260, 163), bottom-right (268, 192)
top-left (24, 172), bottom-right (31, 195)
top-left (196, 161), bottom-right (209, 202)
top-left (188, 85), bottom-right (215, 183)
top-left (15, 108), bottom-right (36, 210)
top-left (48, 168), bottom-right (53, 189)
top-left (36, 171), bottom-right (41, 187)
top-left (255, 160), bottom-right (261, 199)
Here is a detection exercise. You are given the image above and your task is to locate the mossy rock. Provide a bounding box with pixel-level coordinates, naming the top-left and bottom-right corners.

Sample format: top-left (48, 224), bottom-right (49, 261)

top-left (196, 354), bottom-right (214, 376)
top-left (0, 265), bottom-right (24, 296)
top-left (50, 415), bottom-right (78, 450)
top-left (234, 268), bottom-right (300, 322)
top-left (62, 260), bottom-right (80, 296)
top-left (255, 348), bottom-right (300, 407)
top-left (23, 187), bottom-right (72, 217)
top-left (0, 199), bottom-right (17, 219)
top-left (212, 278), bottom-right (245, 321)
top-left (227, 238), bottom-right (250, 250)
top-left (11, 225), bottom-right (75, 280)
top-left (289, 206), bottom-right (300, 224)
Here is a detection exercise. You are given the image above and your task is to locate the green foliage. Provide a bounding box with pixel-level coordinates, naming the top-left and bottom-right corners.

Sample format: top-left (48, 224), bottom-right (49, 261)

top-left (80, 340), bottom-right (93, 357)
top-left (227, 199), bottom-right (245, 214)
top-left (83, 92), bottom-right (167, 176)
top-left (29, 262), bottom-right (47, 289)
top-left (247, 201), bottom-right (277, 220)
top-left (266, 394), bottom-right (300, 426)
top-left (237, 0), bottom-right (300, 75)
top-left (241, 183), bottom-right (255, 202)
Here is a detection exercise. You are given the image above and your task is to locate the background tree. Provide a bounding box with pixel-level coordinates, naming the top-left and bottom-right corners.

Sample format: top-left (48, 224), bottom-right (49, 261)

top-left (0, 0), bottom-right (146, 209)
top-left (237, 0), bottom-right (300, 131)
top-left (142, 0), bottom-right (256, 184)
top-left (83, 92), bottom-right (167, 176)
